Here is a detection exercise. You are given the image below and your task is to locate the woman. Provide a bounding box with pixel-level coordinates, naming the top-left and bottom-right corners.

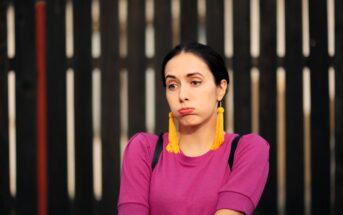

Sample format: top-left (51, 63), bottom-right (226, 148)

top-left (118, 42), bottom-right (269, 215)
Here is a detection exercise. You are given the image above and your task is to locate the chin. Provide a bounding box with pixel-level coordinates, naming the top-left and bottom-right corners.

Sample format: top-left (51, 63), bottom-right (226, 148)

top-left (178, 117), bottom-right (200, 127)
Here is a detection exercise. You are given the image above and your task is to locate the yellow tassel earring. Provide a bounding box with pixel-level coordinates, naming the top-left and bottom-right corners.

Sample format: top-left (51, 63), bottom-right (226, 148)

top-left (166, 112), bottom-right (180, 153)
top-left (210, 102), bottom-right (225, 150)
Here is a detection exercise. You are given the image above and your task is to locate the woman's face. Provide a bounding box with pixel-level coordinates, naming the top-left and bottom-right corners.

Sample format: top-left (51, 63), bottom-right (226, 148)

top-left (164, 52), bottom-right (227, 129)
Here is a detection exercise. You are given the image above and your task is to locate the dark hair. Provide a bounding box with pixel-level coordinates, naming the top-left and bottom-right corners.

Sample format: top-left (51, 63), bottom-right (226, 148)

top-left (161, 42), bottom-right (229, 88)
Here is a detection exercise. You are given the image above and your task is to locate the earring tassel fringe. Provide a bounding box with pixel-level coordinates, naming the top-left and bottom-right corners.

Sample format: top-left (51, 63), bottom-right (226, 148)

top-left (211, 106), bottom-right (225, 150)
top-left (166, 112), bottom-right (180, 153)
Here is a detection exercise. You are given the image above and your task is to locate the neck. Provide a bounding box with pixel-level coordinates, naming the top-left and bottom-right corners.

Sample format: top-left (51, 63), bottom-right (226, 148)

top-left (178, 114), bottom-right (217, 156)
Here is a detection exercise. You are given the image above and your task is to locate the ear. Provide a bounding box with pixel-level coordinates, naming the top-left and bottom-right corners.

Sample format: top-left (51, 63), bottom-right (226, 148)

top-left (216, 79), bottom-right (228, 101)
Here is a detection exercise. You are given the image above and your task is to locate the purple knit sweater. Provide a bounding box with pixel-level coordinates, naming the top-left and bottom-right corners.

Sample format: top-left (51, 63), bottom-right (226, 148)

top-left (118, 132), bottom-right (269, 215)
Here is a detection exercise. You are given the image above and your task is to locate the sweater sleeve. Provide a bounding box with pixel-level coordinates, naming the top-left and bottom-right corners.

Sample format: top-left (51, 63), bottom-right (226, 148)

top-left (216, 134), bottom-right (270, 215)
top-left (117, 132), bottom-right (157, 215)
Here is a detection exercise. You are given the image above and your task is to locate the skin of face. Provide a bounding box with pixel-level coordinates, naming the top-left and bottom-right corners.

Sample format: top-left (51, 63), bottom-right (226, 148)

top-left (164, 52), bottom-right (227, 133)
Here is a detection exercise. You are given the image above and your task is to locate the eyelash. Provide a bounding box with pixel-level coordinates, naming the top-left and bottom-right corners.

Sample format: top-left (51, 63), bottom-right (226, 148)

top-left (167, 83), bottom-right (177, 90)
top-left (191, 80), bottom-right (201, 86)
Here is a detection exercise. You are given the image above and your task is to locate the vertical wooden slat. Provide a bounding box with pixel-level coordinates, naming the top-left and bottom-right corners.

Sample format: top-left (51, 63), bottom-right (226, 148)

top-left (335, 0), bottom-right (343, 214)
top-left (127, 0), bottom-right (146, 136)
top-left (233, 0), bottom-right (251, 133)
top-left (285, 0), bottom-right (304, 213)
top-left (180, 0), bottom-right (197, 42)
top-left (73, 0), bottom-right (94, 214)
top-left (46, 0), bottom-right (69, 214)
top-left (258, 0), bottom-right (277, 214)
top-left (308, 0), bottom-right (331, 214)
top-left (0, 0), bottom-right (11, 214)
top-left (35, 2), bottom-right (47, 215)
top-left (154, 0), bottom-right (172, 134)
top-left (14, 0), bottom-right (37, 213)
top-left (205, 0), bottom-right (224, 56)
top-left (99, 0), bottom-right (120, 214)
top-left (205, 0), bottom-right (227, 129)
top-left (334, 0), bottom-right (343, 215)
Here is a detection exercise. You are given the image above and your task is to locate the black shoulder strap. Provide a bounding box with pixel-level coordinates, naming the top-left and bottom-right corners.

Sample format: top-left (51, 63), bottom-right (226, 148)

top-left (228, 135), bottom-right (241, 170)
top-left (152, 133), bottom-right (164, 171)
top-left (152, 133), bottom-right (241, 171)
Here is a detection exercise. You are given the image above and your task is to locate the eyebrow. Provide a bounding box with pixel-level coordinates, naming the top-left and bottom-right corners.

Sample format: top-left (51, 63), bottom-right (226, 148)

top-left (165, 75), bottom-right (176, 80)
top-left (186, 72), bottom-right (204, 78)
top-left (165, 72), bottom-right (204, 80)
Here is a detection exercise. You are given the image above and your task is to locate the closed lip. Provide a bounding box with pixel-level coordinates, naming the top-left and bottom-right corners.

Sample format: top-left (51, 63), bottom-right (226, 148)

top-left (178, 108), bottom-right (195, 116)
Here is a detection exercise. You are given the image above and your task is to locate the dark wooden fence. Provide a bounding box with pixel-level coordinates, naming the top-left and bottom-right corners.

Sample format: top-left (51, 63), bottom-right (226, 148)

top-left (0, 0), bottom-right (342, 214)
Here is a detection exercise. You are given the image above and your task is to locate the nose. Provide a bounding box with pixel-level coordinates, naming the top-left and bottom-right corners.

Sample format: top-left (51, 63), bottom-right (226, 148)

top-left (178, 84), bottom-right (189, 102)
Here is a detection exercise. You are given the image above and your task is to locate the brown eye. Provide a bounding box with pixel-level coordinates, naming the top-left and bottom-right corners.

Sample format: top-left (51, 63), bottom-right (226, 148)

top-left (191, 80), bottom-right (201, 86)
top-left (167, 83), bottom-right (177, 90)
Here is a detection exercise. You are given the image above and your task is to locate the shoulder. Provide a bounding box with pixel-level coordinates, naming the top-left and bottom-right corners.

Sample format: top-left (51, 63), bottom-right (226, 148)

top-left (128, 132), bottom-right (158, 144)
top-left (239, 133), bottom-right (269, 147)
top-left (124, 132), bottom-right (159, 161)
top-left (235, 133), bottom-right (269, 162)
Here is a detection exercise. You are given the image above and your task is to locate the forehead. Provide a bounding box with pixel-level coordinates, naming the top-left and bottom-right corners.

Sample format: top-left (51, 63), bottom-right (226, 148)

top-left (165, 53), bottom-right (212, 77)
